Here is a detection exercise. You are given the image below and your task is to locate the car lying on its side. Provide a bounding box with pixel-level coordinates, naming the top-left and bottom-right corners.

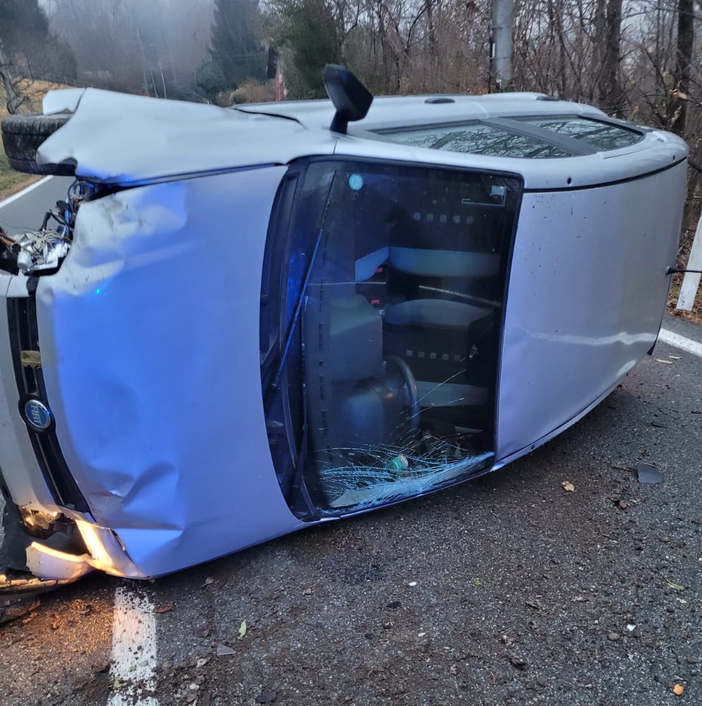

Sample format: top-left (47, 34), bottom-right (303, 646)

top-left (0, 67), bottom-right (688, 607)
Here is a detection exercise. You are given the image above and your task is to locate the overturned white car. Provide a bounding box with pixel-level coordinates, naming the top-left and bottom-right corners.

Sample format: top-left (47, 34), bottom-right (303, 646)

top-left (0, 67), bottom-right (688, 606)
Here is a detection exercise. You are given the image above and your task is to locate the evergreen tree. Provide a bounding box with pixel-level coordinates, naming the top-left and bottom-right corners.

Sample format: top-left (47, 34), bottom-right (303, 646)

top-left (208, 0), bottom-right (266, 90)
top-left (273, 0), bottom-right (343, 99)
top-left (0, 0), bottom-right (76, 112)
top-left (0, 0), bottom-right (50, 53)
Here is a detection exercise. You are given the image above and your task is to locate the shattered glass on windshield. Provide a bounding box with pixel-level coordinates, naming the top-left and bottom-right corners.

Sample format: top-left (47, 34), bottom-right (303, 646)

top-left (263, 160), bottom-right (521, 516)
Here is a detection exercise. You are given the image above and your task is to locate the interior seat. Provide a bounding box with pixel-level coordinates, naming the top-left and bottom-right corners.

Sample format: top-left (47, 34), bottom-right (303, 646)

top-left (382, 244), bottom-right (496, 422)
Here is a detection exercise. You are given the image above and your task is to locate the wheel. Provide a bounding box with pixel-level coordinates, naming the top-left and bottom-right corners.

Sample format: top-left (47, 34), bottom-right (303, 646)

top-left (1, 113), bottom-right (74, 176)
top-left (385, 355), bottom-right (421, 435)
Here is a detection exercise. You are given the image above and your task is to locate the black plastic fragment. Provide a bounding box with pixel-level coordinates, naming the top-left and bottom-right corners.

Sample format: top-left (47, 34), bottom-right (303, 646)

top-left (636, 464), bottom-right (662, 484)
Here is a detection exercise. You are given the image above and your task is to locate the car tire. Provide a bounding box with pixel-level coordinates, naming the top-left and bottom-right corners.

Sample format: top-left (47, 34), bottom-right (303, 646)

top-left (1, 113), bottom-right (75, 176)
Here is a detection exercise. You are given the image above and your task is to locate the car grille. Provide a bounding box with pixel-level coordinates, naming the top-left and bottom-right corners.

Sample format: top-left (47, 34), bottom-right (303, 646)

top-left (6, 294), bottom-right (89, 512)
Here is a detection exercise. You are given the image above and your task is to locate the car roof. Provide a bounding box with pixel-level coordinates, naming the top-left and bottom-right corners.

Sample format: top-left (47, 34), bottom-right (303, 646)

top-left (40, 88), bottom-right (687, 190)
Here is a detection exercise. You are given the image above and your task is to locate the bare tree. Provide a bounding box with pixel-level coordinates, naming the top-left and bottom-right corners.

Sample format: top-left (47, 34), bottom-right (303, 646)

top-left (598, 0), bottom-right (623, 115)
top-left (48, 0), bottom-right (213, 95)
top-left (0, 39), bottom-right (24, 113)
top-left (669, 0), bottom-right (694, 134)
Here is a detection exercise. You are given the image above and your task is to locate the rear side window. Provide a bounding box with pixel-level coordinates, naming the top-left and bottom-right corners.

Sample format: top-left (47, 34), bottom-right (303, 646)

top-left (519, 116), bottom-right (644, 151)
top-left (380, 123), bottom-right (571, 159)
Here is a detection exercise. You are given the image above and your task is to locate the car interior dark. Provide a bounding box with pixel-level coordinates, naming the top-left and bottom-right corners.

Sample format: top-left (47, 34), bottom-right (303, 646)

top-left (262, 159), bottom-right (522, 516)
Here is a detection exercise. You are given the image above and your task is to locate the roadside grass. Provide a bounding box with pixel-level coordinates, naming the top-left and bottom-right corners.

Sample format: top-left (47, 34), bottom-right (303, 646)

top-left (0, 145), bottom-right (32, 196)
top-left (0, 80), bottom-right (69, 200)
top-left (667, 273), bottom-right (702, 326)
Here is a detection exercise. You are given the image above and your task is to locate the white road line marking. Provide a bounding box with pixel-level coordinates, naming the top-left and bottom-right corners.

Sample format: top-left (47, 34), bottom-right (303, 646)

top-left (107, 586), bottom-right (159, 706)
top-left (658, 328), bottom-right (702, 359)
top-left (0, 176), bottom-right (53, 210)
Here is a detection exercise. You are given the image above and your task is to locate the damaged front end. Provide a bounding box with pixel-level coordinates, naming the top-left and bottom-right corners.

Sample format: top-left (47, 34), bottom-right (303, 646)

top-left (0, 496), bottom-right (144, 622)
top-left (0, 494), bottom-right (86, 621)
top-left (1, 185), bottom-right (86, 618)
top-left (1, 181), bottom-right (146, 620)
top-left (0, 182), bottom-right (93, 277)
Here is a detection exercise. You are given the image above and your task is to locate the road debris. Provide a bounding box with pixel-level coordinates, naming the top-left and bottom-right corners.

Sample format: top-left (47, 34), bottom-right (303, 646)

top-left (0, 598), bottom-right (40, 625)
top-left (155, 601), bottom-right (174, 614)
top-left (562, 481), bottom-right (575, 492)
top-left (238, 620), bottom-right (247, 639)
top-left (663, 576), bottom-right (686, 592)
top-left (674, 684), bottom-right (684, 695)
top-left (216, 644), bottom-right (235, 656)
top-left (508, 655), bottom-right (528, 669)
top-left (636, 464), bottom-right (662, 484)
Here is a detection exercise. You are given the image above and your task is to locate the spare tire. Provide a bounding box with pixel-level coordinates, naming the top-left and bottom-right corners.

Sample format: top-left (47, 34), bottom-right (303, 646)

top-left (1, 113), bottom-right (75, 176)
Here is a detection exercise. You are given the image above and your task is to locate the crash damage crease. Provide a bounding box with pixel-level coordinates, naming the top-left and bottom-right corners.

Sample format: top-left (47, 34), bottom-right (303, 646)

top-left (38, 88), bottom-right (338, 185)
top-left (34, 167), bottom-right (304, 577)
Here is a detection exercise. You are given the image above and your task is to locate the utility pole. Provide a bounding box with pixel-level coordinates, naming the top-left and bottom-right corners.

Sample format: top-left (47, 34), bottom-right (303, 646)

top-left (490, 0), bottom-right (513, 92)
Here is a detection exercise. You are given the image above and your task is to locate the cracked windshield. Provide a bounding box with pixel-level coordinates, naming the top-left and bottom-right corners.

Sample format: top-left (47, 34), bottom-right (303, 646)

top-left (289, 162), bottom-right (521, 513)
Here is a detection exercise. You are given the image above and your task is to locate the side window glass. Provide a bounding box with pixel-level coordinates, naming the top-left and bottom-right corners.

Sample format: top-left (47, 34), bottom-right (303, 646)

top-left (380, 123), bottom-right (572, 158)
top-left (519, 116), bottom-right (644, 151)
top-left (281, 161), bottom-right (521, 515)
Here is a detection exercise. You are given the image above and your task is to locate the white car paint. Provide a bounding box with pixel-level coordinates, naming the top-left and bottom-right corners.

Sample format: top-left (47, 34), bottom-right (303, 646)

top-left (0, 86), bottom-right (688, 582)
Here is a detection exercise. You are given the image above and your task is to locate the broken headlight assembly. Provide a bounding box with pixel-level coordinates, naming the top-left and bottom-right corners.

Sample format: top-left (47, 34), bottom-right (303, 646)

top-left (0, 181), bottom-right (95, 277)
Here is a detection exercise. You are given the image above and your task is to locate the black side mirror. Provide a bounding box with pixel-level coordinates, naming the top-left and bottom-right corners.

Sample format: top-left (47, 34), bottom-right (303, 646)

top-left (323, 65), bottom-right (373, 135)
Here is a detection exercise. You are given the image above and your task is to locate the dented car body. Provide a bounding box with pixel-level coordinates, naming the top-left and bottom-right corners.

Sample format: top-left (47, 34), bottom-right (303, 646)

top-left (0, 71), bottom-right (688, 596)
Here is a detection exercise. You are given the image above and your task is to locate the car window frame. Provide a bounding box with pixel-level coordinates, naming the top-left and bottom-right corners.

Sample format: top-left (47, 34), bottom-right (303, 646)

top-left (509, 114), bottom-right (648, 152)
top-left (374, 119), bottom-right (586, 158)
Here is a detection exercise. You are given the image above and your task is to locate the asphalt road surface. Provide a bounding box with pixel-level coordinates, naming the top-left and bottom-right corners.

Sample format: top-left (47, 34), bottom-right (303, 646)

top-left (0, 177), bottom-right (74, 236)
top-left (1, 179), bottom-right (701, 706)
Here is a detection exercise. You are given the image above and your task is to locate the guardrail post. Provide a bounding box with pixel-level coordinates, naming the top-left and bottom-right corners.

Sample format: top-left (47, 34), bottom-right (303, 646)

top-left (677, 211), bottom-right (702, 311)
